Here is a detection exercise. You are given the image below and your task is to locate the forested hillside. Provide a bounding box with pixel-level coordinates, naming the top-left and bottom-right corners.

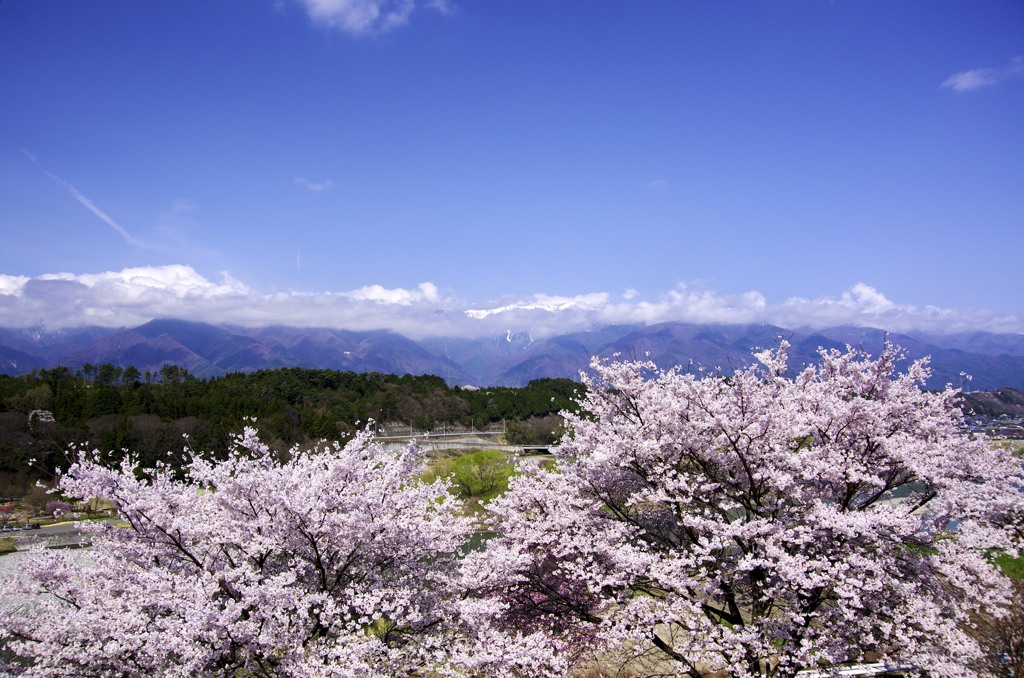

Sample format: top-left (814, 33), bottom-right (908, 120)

top-left (0, 364), bottom-right (581, 498)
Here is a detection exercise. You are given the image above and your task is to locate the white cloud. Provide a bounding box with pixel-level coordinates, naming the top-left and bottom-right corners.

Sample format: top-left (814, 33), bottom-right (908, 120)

top-left (347, 282), bottom-right (439, 305)
top-left (844, 283), bottom-right (894, 313)
top-left (0, 266), bottom-right (457, 338)
top-left (293, 0), bottom-right (445, 34)
top-left (424, 0), bottom-right (452, 13)
top-left (0, 267), bottom-right (1020, 338)
top-left (647, 179), bottom-right (670, 190)
top-left (294, 176), bottom-right (335, 191)
top-left (462, 283), bottom-right (1019, 337)
top-left (941, 67), bottom-right (999, 92)
top-left (38, 265), bottom-right (250, 298)
top-left (0, 275), bottom-right (30, 297)
top-left (941, 55), bottom-right (1024, 92)
top-left (590, 284), bottom-right (767, 327)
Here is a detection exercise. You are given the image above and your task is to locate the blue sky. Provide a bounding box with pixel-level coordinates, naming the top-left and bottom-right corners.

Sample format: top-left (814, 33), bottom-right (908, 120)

top-left (1, 0), bottom-right (1022, 337)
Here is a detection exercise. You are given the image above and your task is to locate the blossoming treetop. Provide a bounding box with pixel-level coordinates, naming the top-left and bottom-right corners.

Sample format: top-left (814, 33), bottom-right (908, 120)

top-left (464, 342), bottom-right (1024, 676)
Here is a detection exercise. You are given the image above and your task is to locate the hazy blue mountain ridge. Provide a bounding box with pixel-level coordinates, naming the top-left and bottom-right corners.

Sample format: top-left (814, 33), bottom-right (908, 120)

top-left (1, 320), bottom-right (1023, 391)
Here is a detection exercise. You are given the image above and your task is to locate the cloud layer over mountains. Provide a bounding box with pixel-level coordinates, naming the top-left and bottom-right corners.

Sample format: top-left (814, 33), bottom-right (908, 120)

top-left (0, 265), bottom-right (1020, 339)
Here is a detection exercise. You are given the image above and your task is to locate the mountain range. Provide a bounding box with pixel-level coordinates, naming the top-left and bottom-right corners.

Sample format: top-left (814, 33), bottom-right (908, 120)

top-left (2, 320), bottom-right (1024, 391)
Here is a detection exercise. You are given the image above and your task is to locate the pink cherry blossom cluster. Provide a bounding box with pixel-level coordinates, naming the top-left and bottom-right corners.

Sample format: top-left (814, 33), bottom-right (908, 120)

top-left (465, 342), bottom-right (1023, 676)
top-left (2, 343), bottom-right (1021, 677)
top-left (1, 428), bottom-right (561, 676)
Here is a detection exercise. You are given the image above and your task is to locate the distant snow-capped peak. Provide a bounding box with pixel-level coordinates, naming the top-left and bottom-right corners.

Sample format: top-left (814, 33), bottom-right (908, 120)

top-left (465, 293), bottom-right (609, 320)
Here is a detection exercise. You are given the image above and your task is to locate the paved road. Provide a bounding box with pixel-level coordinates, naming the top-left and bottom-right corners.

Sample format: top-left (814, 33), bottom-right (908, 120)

top-left (3, 522), bottom-right (80, 537)
top-left (4, 522), bottom-right (90, 550)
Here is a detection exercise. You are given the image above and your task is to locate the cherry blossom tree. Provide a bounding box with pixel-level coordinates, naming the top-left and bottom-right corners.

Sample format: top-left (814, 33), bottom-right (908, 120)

top-left (4, 344), bottom-right (1022, 677)
top-left (464, 343), bottom-right (1024, 677)
top-left (43, 500), bottom-right (72, 520)
top-left (0, 427), bottom-right (566, 677)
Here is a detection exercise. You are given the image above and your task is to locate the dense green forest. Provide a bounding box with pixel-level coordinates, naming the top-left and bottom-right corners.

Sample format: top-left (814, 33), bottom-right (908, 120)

top-left (0, 364), bottom-right (583, 498)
